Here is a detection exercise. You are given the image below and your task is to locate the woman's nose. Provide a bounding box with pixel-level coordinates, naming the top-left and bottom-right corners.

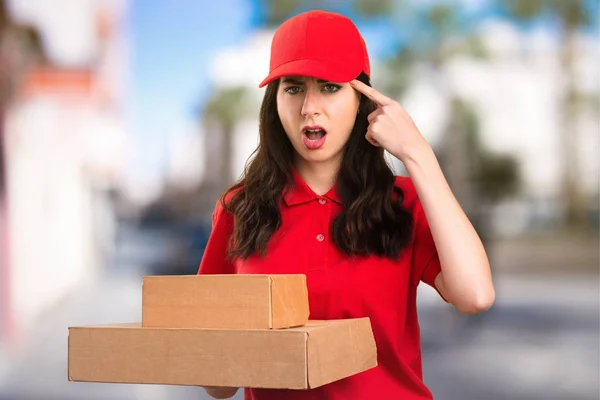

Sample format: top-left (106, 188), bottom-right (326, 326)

top-left (301, 89), bottom-right (321, 117)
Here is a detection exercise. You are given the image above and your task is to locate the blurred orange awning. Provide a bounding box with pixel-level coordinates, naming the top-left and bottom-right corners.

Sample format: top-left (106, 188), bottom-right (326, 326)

top-left (21, 67), bottom-right (94, 98)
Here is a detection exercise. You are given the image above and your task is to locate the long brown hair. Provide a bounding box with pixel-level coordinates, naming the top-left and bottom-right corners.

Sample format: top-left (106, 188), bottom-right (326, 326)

top-left (221, 72), bottom-right (413, 260)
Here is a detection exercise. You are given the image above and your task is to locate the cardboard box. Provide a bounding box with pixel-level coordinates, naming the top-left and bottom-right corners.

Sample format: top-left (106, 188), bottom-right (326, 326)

top-left (68, 318), bottom-right (377, 390)
top-left (142, 274), bottom-right (309, 330)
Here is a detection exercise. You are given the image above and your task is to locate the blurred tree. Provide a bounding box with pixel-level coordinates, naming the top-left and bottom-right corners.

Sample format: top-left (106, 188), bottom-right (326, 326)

top-left (203, 86), bottom-right (251, 187)
top-left (353, 0), bottom-right (393, 17)
top-left (260, 0), bottom-right (394, 26)
top-left (499, 0), bottom-right (592, 227)
top-left (437, 98), bottom-right (521, 244)
top-left (195, 86), bottom-right (252, 215)
top-left (476, 152), bottom-right (521, 203)
top-left (381, 3), bottom-right (487, 99)
top-left (444, 100), bottom-right (521, 203)
top-left (262, 0), bottom-right (302, 26)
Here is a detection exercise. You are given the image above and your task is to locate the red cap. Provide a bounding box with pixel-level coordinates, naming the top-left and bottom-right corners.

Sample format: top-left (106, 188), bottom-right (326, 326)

top-left (258, 10), bottom-right (371, 88)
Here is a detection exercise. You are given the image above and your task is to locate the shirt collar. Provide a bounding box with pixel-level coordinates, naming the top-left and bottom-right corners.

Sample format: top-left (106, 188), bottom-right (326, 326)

top-left (283, 168), bottom-right (342, 206)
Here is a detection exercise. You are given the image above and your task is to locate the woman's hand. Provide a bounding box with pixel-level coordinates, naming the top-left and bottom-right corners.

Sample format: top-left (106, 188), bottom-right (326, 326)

top-left (203, 386), bottom-right (239, 399)
top-left (350, 79), bottom-right (431, 163)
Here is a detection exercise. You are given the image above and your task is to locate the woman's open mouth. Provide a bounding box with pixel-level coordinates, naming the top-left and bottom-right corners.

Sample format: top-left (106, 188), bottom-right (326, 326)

top-left (302, 126), bottom-right (327, 150)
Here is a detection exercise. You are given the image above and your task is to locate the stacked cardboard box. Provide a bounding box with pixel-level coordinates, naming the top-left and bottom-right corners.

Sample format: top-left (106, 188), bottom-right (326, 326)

top-left (68, 274), bottom-right (377, 390)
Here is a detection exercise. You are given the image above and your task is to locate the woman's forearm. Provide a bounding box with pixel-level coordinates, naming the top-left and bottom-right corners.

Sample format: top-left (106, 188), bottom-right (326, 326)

top-left (404, 145), bottom-right (495, 313)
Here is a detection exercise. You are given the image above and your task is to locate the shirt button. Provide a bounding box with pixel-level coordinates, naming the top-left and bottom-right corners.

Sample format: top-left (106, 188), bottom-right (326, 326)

top-left (318, 198), bottom-right (326, 205)
top-left (316, 234), bottom-right (325, 242)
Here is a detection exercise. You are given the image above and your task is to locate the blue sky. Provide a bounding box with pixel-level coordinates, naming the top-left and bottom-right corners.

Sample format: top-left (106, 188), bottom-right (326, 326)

top-left (128, 0), bottom-right (254, 183)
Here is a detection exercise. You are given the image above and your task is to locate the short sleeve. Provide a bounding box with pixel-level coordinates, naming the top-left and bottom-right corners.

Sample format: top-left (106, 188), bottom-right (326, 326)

top-left (411, 200), bottom-right (442, 289)
top-left (197, 199), bottom-right (236, 275)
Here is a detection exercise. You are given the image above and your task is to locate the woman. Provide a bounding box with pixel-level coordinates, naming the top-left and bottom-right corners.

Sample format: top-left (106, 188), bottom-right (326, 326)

top-left (199, 9), bottom-right (495, 400)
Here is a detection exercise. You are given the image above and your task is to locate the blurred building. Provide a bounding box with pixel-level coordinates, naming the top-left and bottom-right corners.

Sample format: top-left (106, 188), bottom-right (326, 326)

top-left (0, 0), bottom-right (131, 351)
top-left (440, 20), bottom-right (599, 234)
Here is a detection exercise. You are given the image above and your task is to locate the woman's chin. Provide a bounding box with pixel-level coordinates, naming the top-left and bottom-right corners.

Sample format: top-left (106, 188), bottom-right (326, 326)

top-left (297, 149), bottom-right (336, 164)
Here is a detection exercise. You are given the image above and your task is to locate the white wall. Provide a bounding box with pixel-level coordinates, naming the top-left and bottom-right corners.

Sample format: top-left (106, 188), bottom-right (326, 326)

top-left (4, 97), bottom-right (96, 340)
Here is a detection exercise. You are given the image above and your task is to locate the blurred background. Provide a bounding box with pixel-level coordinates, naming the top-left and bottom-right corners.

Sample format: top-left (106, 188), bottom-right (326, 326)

top-left (0, 0), bottom-right (598, 399)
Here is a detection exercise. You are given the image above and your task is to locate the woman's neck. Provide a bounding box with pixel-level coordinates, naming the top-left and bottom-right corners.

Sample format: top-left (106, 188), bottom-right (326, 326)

top-left (293, 156), bottom-right (340, 196)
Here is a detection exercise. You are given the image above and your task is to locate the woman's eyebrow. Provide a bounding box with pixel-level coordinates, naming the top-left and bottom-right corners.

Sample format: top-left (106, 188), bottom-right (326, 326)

top-left (282, 77), bottom-right (304, 85)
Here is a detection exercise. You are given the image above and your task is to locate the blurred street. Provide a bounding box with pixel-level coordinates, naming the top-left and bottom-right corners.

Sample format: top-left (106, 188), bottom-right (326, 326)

top-left (0, 222), bottom-right (597, 400)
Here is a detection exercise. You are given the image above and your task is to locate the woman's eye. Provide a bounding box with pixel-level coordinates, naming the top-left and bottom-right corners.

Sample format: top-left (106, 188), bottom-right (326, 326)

top-left (285, 86), bottom-right (302, 94)
top-left (323, 84), bottom-right (341, 93)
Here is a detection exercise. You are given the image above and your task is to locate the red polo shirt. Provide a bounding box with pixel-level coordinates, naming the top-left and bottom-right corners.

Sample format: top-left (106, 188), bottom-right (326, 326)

top-left (198, 169), bottom-right (443, 400)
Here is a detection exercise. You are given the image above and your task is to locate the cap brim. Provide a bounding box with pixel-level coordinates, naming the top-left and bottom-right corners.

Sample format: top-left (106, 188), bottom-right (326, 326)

top-left (258, 59), bottom-right (362, 88)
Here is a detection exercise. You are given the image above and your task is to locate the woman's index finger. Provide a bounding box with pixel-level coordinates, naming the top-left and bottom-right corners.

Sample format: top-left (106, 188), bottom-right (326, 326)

top-left (350, 80), bottom-right (393, 106)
